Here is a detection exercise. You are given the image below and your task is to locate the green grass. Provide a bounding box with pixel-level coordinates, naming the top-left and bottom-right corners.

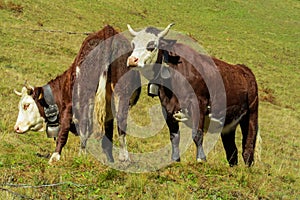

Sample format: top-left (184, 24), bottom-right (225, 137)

top-left (1, 0), bottom-right (299, 199)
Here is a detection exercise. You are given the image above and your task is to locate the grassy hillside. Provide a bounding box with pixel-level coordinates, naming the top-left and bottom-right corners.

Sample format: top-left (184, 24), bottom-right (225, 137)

top-left (0, 0), bottom-right (299, 199)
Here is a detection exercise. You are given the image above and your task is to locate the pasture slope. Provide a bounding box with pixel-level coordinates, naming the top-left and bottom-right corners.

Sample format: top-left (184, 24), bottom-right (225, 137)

top-left (0, 0), bottom-right (299, 199)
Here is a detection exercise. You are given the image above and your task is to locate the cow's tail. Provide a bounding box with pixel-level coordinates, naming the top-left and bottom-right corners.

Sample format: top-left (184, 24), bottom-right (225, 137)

top-left (254, 127), bottom-right (262, 164)
top-left (94, 73), bottom-right (107, 133)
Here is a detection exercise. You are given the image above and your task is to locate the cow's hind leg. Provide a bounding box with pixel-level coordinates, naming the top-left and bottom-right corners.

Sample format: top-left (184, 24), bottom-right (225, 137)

top-left (193, 129), bottom-right (206, 162)
top-left (166, 115), bottom-right (180, 161)
top-left (79, 136), bottom-right (88, 155)
top-left (102, 119), bottom-right (114, 163)
top-left (221, 130), bottom-right (238, 166)
top-left (240, 111), bottom-right (258, 166)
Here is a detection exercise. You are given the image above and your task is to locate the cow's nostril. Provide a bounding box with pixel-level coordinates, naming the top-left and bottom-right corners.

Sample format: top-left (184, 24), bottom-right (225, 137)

top-left (127, 56), bottom-right (139, 67)
top-left (14, 126), bottom-right (21, 133)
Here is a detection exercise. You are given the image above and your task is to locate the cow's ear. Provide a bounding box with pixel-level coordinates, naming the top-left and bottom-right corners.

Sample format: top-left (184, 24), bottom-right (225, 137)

top-left (159, 39), bottom-right (177, 50)
top-left (38, 92), bottom-right (43, 100)
top-left (34, 87), bottom-right (48, 107)
top-left (33, 87), bottom-right (43, 100)
top-left (27, 88), bottom-right (33, 95)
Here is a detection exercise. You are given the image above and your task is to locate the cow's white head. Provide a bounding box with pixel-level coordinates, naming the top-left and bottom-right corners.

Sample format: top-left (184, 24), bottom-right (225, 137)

top-left (14, 86), bottom-right (45, 133)
top-left (127, 23), bottom-right (174, 68)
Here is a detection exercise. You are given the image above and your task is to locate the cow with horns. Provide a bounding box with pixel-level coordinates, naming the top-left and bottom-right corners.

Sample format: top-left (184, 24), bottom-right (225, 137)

top-left (126, 23), bottom-right (261, 166)
top-left (14, 25), bottom-right (141, 164)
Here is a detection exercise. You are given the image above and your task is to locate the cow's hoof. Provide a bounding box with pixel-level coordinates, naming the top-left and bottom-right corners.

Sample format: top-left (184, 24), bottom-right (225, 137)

top-left (78, 148), bottom-right (87, 156)
top-left (171, 153), bottom-right (180, 162)
top-left (48, 152), bottom-right (60, 164)
top-left (229, 163), bottom-right (238, 167)
top-left (172, 157), bottom-right (181, 162)
top-left (197, 158), bottom-right (207, 163)
top-left (119, 150), bottom-right (130, 162)
top-left (107, 156), bottom-right (115, 163)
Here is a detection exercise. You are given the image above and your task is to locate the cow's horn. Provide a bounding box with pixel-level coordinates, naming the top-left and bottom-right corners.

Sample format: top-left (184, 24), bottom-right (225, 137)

top-left (127, 24), bottom-right (138, 36)
top-left (14, 89), bottom-right (22, 96)
top-left (24, 81), bottom-right (34, 91)
top-left (158, 23), bottom-right (175, 38)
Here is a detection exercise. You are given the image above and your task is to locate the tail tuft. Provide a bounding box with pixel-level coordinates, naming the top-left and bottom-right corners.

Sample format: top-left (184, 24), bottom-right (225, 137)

top-left (94, 74), bottom-right (107, 133)
top-left (254, 128), bottom-right (262, 164)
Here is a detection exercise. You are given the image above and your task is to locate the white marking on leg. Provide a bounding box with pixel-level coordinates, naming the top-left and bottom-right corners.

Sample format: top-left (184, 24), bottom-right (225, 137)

top-left (113, 94), bottom-right (129, 161)
top-left (48, 152), bottom-right (61, 164)
top-left (119, 134), bottom-right (130, 161)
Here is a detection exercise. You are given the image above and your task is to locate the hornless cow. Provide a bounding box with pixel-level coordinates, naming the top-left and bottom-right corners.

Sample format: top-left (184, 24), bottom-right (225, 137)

top-left (14, 25), bottom-right (141, 164)
top-left (127, 24), bottom-right (261, 166)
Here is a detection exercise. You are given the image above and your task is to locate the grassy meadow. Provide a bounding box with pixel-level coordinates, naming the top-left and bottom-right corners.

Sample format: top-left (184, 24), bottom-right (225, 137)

top-left (0, 0), bottom-right (299, 199)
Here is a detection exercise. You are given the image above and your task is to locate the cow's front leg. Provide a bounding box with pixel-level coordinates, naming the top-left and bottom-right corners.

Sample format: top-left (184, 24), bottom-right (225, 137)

top-left (191, 102), bottom-right (207, 162)
top-left (49, 130), bottom-right (69, 164)
top-left (49, 105), bottom-right (72, 164)
top-left (102, 119), bottom-right (114, 163)
top-left (166, 114), bottom-right (180, 161)
top-left (116, 96), bottom-right (130, 162)
top-left (118, 131), bottom-right (129, 162)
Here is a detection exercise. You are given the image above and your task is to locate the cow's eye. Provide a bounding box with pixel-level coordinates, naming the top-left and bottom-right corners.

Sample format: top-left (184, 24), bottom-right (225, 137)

top-left (23, 103), bottom-right (30, 110)
top-left (146, 41), bottom-right (156, 52)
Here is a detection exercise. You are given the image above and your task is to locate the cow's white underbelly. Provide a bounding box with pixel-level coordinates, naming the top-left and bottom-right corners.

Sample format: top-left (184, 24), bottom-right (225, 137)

top-left (173, 109), bottom-right (247, 134)
top-left (221, 112), bottom-right (247, 134)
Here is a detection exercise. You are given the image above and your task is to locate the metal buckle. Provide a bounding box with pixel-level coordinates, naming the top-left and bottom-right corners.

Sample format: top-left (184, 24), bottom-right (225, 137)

top-left (44, 104), bottom-right (59, 123)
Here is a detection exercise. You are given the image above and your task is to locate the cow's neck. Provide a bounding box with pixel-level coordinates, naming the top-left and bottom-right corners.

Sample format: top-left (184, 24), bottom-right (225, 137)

top-left (32, 87), bottom-right (45, 119)
top-left (42, 84), bottom-right (56, 106)
top-left (47, 66), bottom-right (76, 93)
top-left (147, 50), bottom-right (173, 97)
top-left (44, 66), bottom-right (76, 112)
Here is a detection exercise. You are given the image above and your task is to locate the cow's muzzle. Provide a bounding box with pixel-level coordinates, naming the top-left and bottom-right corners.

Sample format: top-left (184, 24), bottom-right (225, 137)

top-left (14, 125), bottom-right (24, 134)
top-left (127, 56), bottom-right (139, 67)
